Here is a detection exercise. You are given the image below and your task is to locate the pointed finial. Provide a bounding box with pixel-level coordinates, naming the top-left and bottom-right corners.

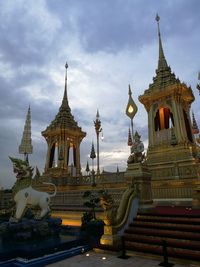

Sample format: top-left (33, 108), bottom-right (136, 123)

top-left (90, 141), bottom-right (96, 159)
top-left (86, 160), bottom-right (90, 173)
top-left (155, 14), bottom-right (168, 71)
top-left (156, 13), bottom-right (160, 23)
top-left (96, 109), bottom-right (100, 119)
top-left (155, 14), bottom-right (160, 40)
top-left (155, 14), bottom-right (161, 36)
top-left (60, 62), bottom-right (69, 111)
top-left (116, 165), bottom-right (119, 173)
top-left (65, 62), bottom-right (68, 85)
top-left (128, 84), bottom-right (132, 96)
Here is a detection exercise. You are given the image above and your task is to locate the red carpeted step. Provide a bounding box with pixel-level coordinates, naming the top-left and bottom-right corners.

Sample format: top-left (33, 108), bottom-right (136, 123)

top-left (146, 206), bottom-right (200, 216)
top-left (125, 240), bottom-right (162, 255)
top-left (125, 226), bottom-right (200, 241)
top-left (124, 233), bottom-right (200, 250)
top-left (130, 221), bottom-right (200, 232)
top-left (123, 210), bottom-right (200, 261)
top-left (136, 214), bottom-right (200, 225)
top-left (125, 241), bottom-right (200, 260)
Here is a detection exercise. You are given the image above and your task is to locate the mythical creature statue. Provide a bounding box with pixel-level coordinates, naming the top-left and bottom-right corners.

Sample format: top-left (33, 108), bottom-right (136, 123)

top-left (99, 187), bottom-right (137, 227)
top-left (99, 190), bottom-right (115, 225)
top-left (9, 157), bottom-right (56, 222)
top-left (127, 131), bottom-right (145, 164)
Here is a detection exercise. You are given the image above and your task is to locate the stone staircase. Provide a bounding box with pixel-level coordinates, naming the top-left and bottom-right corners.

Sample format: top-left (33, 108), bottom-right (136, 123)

top-left (124, 212), bottom-right (200, 261)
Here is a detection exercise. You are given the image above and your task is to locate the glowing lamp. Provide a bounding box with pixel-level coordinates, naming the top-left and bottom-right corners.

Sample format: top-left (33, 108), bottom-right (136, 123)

top-left (126, 85), bottom-right (138, 120)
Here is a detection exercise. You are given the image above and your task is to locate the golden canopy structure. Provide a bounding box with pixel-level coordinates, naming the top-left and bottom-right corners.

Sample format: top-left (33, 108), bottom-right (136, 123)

top-left (42, 64), bottom-right (86, 179)
top-left (139, 15), bottom-right (200, 199)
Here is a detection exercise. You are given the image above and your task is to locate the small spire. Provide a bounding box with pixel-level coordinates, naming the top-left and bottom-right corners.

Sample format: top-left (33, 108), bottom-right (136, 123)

top-left (155, 14), bottom-right (168, 71)
top-left (86, 160), bottom-right (90, 173)
top-left (96, 109), bottom-right (100, 120)
top-left (59, 62), bottom-right (69, 114)
top-left (192, 111), bottom-right (199, 134)
top-left (19, 106), bottom-right (33, 158)
top-left (116, 165), bottom-right (119, 173)
top-left (90, 142), bottom-right (96, 159)
top-left (62, 62), bottom-right (68, 107)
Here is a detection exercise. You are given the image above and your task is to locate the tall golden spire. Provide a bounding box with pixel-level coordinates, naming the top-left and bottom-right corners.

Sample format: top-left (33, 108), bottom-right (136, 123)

top-left (147, 15), bottom-right (180, 91)
top-left (19, 105), bottom-right (33, 160)
top-left (45, 63), bottom-right (80, 130)
top-left (60, 62), bottom-right (69, 113)
top-left (155, 14), bottom-right (168, 71)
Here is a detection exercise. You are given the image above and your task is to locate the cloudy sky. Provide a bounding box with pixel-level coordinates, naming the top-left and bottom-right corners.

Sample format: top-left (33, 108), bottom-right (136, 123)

top-left (0, 0), bottom-right (199, 189)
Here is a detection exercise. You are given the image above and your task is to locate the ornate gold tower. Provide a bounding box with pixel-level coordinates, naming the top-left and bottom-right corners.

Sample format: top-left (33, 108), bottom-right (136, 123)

top-left (139, 15), bottom-right (199, 186)
top-left (42, 64), bottom-right (86, 179)
top-left (19, 106), bottom-right (33, 161)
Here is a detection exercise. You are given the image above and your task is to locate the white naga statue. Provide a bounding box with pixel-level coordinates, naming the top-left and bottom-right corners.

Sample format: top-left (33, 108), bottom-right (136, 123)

top-left (9, 157), bottom-right (56, 222)
top-left (127, 131), bottom-right (145, 164)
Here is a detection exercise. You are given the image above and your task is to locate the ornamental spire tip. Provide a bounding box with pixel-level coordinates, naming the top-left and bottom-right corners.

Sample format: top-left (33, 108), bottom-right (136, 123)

top-left (155, 13), bottom-right (160, 22)
top-left (128, 84), bottom-right (132, 96)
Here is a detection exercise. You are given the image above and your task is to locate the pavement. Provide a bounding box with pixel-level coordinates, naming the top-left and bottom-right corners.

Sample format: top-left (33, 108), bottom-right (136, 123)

top-left (45, 250), bottom-right (199, 267)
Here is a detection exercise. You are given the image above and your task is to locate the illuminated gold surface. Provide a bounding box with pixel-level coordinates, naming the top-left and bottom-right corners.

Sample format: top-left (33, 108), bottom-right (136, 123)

top-left (128, 105), bottom-right (134, 114)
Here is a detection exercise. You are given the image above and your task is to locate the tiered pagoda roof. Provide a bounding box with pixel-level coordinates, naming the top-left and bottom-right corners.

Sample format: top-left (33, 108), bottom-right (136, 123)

top-left (43, 64), bottom-right (85, 135)
top-left (140, 15), bottom-right (194, 106)
top-left (148, 15), bottom-right (181, 91)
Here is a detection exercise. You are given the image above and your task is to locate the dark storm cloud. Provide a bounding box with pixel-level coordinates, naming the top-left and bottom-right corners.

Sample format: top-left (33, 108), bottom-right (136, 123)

top-left (47, 0), bottom-right (200, 53)
top-left (0, 1), bottom-right (63, 67)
